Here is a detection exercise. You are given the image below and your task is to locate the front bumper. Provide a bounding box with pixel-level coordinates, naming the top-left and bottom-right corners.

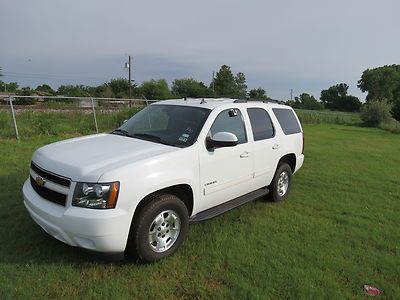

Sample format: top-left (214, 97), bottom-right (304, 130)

top-left (23, 179), bottom-right (131, 254)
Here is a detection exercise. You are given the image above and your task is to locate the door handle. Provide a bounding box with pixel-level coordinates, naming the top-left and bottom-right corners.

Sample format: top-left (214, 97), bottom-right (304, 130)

top-left (272, 144), bottom-right (280, 150)
top-left (240, 151), bottom-right (250, 158)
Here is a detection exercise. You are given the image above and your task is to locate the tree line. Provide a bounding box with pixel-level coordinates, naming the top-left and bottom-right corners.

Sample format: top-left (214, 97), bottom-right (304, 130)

top-left (1, 64), bottom-right (400, 121)
top-left (0, 65), bottom-right (256, 102)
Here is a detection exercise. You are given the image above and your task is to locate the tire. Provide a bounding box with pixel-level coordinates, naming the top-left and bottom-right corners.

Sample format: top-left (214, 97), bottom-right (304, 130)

top-left (268, 162), bottom-right (293, 202)
top-left (126, 193), bottom-right (189, 263)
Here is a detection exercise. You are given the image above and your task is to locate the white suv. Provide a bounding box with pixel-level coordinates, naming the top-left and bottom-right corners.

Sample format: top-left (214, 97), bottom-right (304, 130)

top-left (23, 98), bottom-right (304, 262)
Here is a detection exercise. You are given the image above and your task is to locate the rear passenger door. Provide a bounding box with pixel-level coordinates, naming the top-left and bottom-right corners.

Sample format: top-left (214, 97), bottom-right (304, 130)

top-left (247, 107), bottom-right (282, 188)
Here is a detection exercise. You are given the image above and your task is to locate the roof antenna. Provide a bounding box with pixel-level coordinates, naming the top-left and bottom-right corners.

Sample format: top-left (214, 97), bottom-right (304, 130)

top-left (184, 96), bottom-right (187, 101)
top-left (200, 98), bottom-right (206, 104)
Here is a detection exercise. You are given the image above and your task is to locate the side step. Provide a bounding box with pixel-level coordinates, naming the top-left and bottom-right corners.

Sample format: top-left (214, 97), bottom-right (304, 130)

top-left (189, 187), bottom-right (269, 223)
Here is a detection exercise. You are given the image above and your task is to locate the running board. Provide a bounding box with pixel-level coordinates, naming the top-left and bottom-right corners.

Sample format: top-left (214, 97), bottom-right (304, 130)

top-left (189, 187), bottom-right (269, 223)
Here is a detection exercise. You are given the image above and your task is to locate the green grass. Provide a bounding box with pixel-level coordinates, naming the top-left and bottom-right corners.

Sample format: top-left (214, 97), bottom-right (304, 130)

top-left (0, 108), bottom-right (140, 139)
top-left (0, 124), bottom-right (399, 298)
top-left (295, 109), bottom-right (361, 125)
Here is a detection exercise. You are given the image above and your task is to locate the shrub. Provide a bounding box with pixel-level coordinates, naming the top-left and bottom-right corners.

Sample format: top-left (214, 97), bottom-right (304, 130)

top-left (360, 101), bottom-right (392, 127)
top-left (32, 117), bottom-right (52, 135)
top-left (391, 98), bottom-right (400, 122)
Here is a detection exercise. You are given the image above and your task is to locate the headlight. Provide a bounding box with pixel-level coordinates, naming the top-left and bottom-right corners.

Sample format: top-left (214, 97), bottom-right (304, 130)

top-left (73, 182), bottom-right (120, 209)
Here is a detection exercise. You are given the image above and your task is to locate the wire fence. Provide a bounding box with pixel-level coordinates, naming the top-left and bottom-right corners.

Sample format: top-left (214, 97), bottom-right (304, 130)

top-left (0, 95), bottom-right (159, 139)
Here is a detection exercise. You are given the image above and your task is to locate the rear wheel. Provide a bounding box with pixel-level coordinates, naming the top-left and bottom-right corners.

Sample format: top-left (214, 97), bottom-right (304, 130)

top-left (126, 193), bottom-right (189, 263)
top-left (268, 163), bottom-right (292, 202)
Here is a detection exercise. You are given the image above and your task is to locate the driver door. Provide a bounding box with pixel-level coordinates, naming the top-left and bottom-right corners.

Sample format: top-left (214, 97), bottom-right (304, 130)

top-left (198, 108), bottom-right (253, 211)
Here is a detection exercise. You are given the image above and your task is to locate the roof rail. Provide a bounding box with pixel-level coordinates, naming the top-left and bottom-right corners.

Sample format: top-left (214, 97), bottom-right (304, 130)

top-left (233, 98), bottom-right (286, 105)
top-left (233, 99), bottom-right (247, 103)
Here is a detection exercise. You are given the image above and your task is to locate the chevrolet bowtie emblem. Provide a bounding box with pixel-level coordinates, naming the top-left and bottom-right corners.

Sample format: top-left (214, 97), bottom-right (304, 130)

top-left (35, 176), bottom-right (46, 187)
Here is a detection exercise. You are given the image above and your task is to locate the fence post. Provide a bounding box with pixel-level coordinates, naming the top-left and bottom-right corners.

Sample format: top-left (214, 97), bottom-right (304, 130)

top-left (9, 96), bottom-right (19, 140)
top-left (90, 97), bottom-right (99, 134)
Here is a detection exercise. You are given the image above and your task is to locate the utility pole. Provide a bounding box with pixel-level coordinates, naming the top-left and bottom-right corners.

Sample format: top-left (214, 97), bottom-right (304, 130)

top-left (128, 55), bottom-right (132, 99)
top-left (290, 88), bottom-right (293, 101)
top-left (212, 71), bottom-right (215, 92)
top-left (125, 55), bottom-right (132, 107)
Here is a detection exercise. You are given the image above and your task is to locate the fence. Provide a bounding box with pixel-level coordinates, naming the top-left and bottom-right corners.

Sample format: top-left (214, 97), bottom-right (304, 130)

top-left (1, 95), bottom-right (159, 139)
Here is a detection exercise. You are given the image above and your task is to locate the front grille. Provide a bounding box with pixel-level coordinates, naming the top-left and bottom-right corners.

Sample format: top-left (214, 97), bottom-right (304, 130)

top-left (30, 176), bottom-right (67, 206)
top-left (31, 162), bottom-right (70, 187)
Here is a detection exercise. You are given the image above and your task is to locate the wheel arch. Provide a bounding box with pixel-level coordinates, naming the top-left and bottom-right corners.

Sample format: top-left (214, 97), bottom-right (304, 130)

top-left (132, 184), bottom-right (194, 222)
top-left (278, 153), bottom-right (296, 173)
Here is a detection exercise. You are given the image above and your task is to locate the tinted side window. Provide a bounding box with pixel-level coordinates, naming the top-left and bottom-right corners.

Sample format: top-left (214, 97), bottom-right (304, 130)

top-left (272, 108), bottom-right (301, 135)
top-left (209, 109), bottom-right (247, 144)
top-left (247, 108), bottom-right (274, 141)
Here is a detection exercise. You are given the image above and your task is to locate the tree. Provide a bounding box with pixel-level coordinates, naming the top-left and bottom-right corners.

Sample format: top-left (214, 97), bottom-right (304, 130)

top-left (234, 72), bottom-right (247, 98)
top-left (57, 85), bottom-right (90, 97)
top-left (358, 64), bottom-right (400, 121)
top-left (340, 95), bottom-right (362, 112)
top-left (293, 93), bottom-right (323, 110)
top-left (35, 84), bottom-right (55, 95)
top-left (0, 80), bottom-right (7, 92)
top-left (138, 79), bottom-right (172, 100)
top-left (320, 83), bottom-right (361, 112)
top-left (213, 65), bottom-right (236, 97)
top-left (248, 87), bottom-right (268, 100)
top-left (391, 86), bottom-right (400, 121)
top-left (1, 81), bottom-right (18, 92)
top-left (16, 87), bottom-right (35, 104)
top-left (107, 78), bottom-right (134, 98)
top-left (358, 65), bottom-right (400, 103)
top-left (213, 65), bottom-right (248, 98)
top-left (171, 78), bottom-right (213, 98)
top-left (87, 84), bottom-right (108, 98)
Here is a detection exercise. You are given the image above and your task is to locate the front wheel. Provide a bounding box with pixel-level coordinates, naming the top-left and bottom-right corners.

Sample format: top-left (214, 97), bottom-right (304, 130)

top-left (268, 163), bottom-right (293, 202)
top-left (126, 193), bottom-right (189, 263)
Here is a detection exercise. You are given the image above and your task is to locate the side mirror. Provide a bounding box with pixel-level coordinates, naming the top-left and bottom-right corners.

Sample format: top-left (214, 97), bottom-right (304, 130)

top-left (206, 132), bottom-right (238, 151)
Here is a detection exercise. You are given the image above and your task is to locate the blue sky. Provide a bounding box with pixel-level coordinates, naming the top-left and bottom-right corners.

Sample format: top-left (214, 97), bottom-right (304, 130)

top-left (1, 0), bottom-right (399, 100)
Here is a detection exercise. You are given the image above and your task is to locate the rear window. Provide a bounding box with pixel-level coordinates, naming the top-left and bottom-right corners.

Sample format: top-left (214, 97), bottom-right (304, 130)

top-left (272, 108), bottom-right (301, 135)
top-left (247, 108), bottom-right (274, 141)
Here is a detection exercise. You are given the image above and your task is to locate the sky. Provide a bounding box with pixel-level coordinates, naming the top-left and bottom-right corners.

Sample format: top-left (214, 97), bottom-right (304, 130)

top-left (0, 0), bottom-right (399, 100)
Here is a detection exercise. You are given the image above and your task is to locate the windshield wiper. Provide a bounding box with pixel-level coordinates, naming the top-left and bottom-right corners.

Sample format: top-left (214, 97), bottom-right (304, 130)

top-left (110, 129), bottom-right (131, 136)
top-left (131, 133), bottom-right (175, 146)
top-left (111, 130), bottom-right (175, 146)
top-left (131, 132), bottom-right (162, 141)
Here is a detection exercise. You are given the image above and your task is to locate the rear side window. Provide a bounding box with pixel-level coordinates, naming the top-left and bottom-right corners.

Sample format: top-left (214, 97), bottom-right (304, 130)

top-left (272, 108), bottom-right (301, 135)
top-left (247, 108), bottom-right (274, 141)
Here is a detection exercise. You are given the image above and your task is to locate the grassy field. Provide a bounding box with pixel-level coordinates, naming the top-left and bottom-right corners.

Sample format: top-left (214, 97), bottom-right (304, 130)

top-left (0, 108), bottom-right (140, 139)
top-left (0, 123), bottom-right (399, 299)
top-left (295, 109), bottom-right (400, 134)
top-left (1, 107), bottom-right (400, 139)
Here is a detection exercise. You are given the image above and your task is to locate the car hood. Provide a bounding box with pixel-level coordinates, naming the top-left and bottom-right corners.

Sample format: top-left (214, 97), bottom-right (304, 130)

top-left (32, 133), bottom-right (178, 182)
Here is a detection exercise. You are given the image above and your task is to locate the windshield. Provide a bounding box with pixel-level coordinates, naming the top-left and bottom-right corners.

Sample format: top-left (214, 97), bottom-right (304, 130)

top-left (112, 104), bottom-right (211, 148)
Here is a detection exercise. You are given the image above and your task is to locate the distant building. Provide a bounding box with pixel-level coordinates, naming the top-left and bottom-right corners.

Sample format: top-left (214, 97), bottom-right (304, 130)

top-left (0, 93), bottom-right (16, 104)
